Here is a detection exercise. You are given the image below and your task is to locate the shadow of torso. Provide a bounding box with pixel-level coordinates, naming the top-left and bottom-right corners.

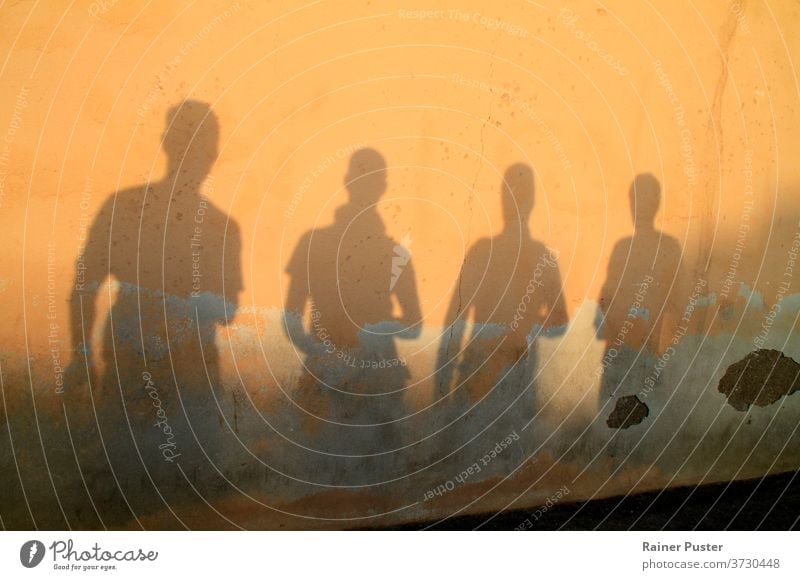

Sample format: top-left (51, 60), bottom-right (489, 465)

top-left (70, 179), bottom-right (242, 526)
top-left (283, 206), bottom-right (420, 475)
top-left (598, 229), bottom-right (683, 400)
top-left (457, 234), bottom-right (567, 400)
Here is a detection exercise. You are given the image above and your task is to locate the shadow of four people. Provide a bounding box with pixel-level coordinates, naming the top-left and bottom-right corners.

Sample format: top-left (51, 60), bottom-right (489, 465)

top-left (65, 101), bottom-right (683, 520)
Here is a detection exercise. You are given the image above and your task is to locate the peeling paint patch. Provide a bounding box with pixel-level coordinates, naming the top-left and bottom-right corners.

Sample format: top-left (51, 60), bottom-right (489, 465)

top-left (718, 349), bottom-right (800, 411)
top-left (607, 395), bottom-right (649, 429)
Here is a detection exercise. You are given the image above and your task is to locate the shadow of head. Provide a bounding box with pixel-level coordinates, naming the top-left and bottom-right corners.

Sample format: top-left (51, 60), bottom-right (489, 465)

top-left (501, 162), bottom-right (535, 227)
top-left (629, 173), bottom-right (661, 229)
top-left (345, 148), bottom-right (387, 206)
top-left (161, 100), bottom-right (219, 178)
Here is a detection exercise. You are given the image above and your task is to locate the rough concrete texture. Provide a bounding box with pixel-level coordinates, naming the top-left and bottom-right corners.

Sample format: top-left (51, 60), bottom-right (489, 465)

top-left (2, 0), bottom-right (800, 529)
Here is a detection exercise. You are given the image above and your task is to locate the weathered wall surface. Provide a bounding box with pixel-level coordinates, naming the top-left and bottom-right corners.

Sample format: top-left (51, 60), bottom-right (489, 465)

top-left (1, 0), bottom-right (800, 529)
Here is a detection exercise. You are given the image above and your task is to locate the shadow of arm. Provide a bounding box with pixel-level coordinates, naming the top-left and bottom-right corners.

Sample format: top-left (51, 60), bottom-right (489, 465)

top-left (434, 265), bottom-right (470, 399)
top-left (391, 257), bottom-right (422, 340)
top-left (65, 198), bottom-right (112, 389)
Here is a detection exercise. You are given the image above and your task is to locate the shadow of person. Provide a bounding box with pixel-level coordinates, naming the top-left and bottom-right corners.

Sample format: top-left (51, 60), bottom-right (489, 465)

top-left (63, 101), bottom-right (243, 527)
top-left (435, 163), bottom-right (568, 467)
top-left (283, 148), bottom-right (422, 484)
top-left (596, 173), bottom-right (684, 428)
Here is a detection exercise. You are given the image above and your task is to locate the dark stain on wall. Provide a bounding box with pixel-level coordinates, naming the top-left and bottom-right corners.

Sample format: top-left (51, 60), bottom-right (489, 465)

top-left (607, 395), bottom-right (649, 429)
top-left (718, 349), bottom-right (800, 411)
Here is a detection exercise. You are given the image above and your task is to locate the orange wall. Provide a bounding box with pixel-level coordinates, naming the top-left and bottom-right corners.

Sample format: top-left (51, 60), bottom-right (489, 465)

top-left (2, 0), bottom-right (798, 327)
top-left (2, 0), bottom-right (800, 528)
